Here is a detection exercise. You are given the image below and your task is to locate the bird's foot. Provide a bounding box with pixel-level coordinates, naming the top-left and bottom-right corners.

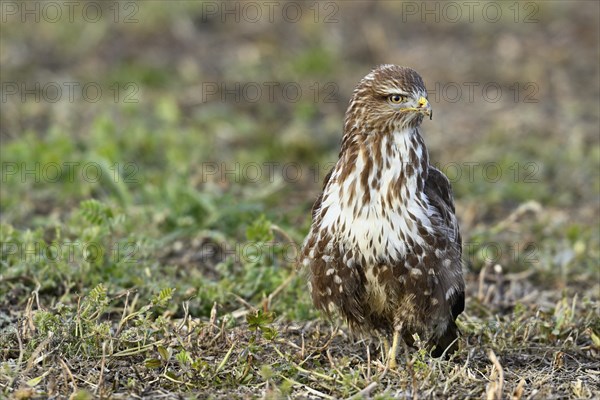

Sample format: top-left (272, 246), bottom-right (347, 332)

top-left (386, 330), bottom-right (400, 369)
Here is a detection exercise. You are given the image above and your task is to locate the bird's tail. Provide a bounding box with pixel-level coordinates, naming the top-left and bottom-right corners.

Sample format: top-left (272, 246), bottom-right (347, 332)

top-left (430, 321), bottom-right (459, 358)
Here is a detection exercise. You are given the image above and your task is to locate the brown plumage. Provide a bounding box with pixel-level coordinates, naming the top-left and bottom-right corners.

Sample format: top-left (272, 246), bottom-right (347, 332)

top-left (300, 65), bottom-right (464, 364)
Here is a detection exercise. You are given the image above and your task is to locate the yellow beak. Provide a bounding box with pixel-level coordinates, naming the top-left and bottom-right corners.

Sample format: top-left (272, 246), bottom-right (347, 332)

top-left (417, 96), bottom-right (432, 120)
top-left (399, 96), bottom-right (433, 120)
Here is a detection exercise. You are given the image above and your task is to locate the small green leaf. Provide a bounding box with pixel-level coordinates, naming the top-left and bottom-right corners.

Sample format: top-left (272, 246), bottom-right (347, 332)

top-left (79, 199), bottom-right (114, 225)
top-left (246, 310), bottom-right (275, 331)
top-left (26, 370), bottom-right (50, 387)
top-left (176, 350), bottom-right (192, 366)
top-left (246, 215), bottom-right (274, 242)
top-left (261, 326), bottom-right (278, 341)
top-left (157, 346), bottom-right (171, 361)
top-left (152, 288), bottom-right (175, 307)
top-left (145, 358), bottom-right (163, 369)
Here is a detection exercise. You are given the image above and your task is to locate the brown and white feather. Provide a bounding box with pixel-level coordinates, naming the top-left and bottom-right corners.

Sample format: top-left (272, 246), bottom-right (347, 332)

top-left (301, 65), bottom-right (465, 356)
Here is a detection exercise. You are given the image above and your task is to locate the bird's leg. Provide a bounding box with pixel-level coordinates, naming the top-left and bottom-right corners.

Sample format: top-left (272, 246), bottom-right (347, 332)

top-left (379, 335), bottom-right (390, 364)
top-left (387, 330), bottom-right (400, 369)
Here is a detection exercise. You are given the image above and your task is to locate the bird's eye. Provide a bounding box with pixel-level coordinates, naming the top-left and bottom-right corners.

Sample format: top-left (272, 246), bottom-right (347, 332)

top-left (388, 94), bottom-right (406, 104)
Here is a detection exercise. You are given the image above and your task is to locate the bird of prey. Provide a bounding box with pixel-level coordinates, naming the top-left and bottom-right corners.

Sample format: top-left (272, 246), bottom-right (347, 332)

top-left (300, 65), bottom-right (464, 367)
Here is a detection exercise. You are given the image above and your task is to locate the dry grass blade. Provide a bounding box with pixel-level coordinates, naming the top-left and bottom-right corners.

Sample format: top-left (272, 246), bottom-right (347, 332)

top-left (23, 332), bottom-right (53, 375)
top-left (487, 350), bottom-right (504, 400)
top-left (214, 341), bottom-right (236, 374)
top-left (346, 381), bottom-right (378, 400)
top-left (96, 341), bottom-right (107, 396)
top-left (279, 375), bottom-right (336, 400)
top-left (512, 378), bottom-right (526, 400)
top-left (58, 357), bottom-right (77, 394)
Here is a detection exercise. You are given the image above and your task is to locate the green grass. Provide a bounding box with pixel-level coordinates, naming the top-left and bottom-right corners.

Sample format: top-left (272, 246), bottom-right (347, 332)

top-left (1, 1), bottom-right (599, 399)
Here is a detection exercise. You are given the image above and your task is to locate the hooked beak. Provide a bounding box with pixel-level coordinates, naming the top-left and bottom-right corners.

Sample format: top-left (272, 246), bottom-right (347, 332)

top-left (417, 96), bottom-right (433, 120)
top-left (399, 96), bottom-right (433, 120)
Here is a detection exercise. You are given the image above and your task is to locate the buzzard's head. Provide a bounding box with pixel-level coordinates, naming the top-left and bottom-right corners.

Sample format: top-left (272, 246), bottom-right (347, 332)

top-left (344, 65), bottom-right (432, 134)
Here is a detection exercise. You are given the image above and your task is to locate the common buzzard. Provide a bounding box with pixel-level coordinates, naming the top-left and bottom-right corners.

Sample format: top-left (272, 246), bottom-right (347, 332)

top-left (300, 65), bottom-right (465, 367)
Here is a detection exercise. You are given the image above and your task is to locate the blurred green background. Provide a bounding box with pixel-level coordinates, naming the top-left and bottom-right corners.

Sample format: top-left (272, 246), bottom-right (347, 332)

top-left (1, 0), bottom-right (598, 314)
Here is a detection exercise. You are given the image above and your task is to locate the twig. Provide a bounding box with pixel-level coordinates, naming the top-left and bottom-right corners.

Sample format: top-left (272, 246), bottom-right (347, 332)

top-left (512, 378), bottom-right (526, 400)
top-left (176, 300), bottom-right (190, 332)
top-left (443, 349), bottom-right (471, 393)
top-left (115, 290), bottom-right (130, 336)
top-left (487, 350), bottom-right (504, 400)
top-left (270, 224), bottom-right (298, 261)
top-left (96, 341), bottom-right (107, 397)
top-left (58, 357), bottom-right (78, 394)
top-left (279, 375), bottom-right (335, 399)
top-left (24, 331), bottom-right (53, 375)
top-left (209, 301), bottom-right (218, 334)
top-left (232, 294), bottom-right (257, 313)
top-left (272, 345), bottom-right (337, 382)
top-left (32, 282), bottom-right (42, 310)
top-left (265, 224), bottom-right (300, 311)
top-left (492, 200), bottom-right (542, 232)
top-left (301, 331), bottom-right (306, 359)
top-left (304, 385), bottom-right (336, 399)
top-left (112, 341), bottom-right (164, 357)
top-left (5, 324), bottom-right (25, 388)
top-left (347, 382), bottom-right (378, 400)
top-left (407, 357), bottom-right (418, 400)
